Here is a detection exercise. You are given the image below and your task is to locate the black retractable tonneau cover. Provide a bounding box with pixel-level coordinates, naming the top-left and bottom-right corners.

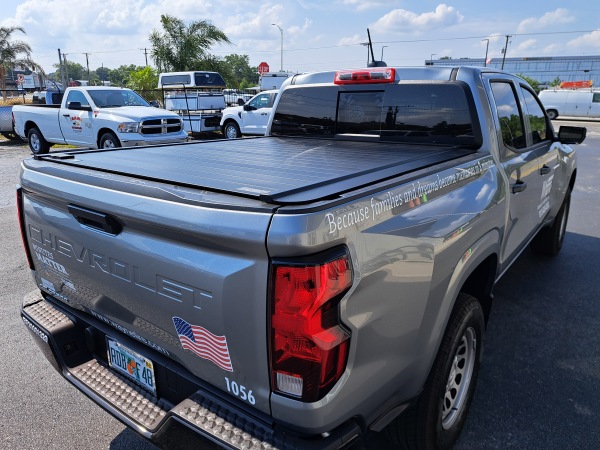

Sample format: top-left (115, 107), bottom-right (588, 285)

top-left (39, 137), bottom-right (474, 205)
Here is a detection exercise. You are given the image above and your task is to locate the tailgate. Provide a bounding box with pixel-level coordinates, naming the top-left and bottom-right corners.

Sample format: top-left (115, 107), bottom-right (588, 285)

top-left (19, 160), bottom-right (274, 415)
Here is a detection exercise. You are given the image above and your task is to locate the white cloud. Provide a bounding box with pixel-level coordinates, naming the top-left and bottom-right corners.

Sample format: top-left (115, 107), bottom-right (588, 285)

top-left (567, 30), bottom-right (600, 51)
top-left (338, 34), bottom-right (365, 46)
top-left (371, 4), bottom-right (464, 34)
top-left (338, 0), bottom-right (389, 12)
top-left (517, 8), bottom-right (575, 33)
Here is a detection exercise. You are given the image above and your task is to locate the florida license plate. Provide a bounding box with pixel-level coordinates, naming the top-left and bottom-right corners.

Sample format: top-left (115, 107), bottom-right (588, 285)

top-left (107, 338), bottom-right (156, 396)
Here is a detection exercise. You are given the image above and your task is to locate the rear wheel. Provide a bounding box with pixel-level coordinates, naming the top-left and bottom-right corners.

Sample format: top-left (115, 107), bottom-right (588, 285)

top-left (27, 127), bottom-right (50, 155)
top-left (99, 131), bottom-right (121, 148)
top-left (546, 109), bottom-right (558, 120)
top-left (223, 121), bottom-right (241, 139)
top-left (530, 190), bottom-right (571, 256)
top-left (387, 293), bottom-right (484, 449)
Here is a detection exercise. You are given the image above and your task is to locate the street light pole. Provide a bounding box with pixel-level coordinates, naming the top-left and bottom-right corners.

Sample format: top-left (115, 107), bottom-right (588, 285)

top-left (482, 39), bottom-right (489, 67)
top-left (381, 46), bottom-right (388, 61)
top-left (272, 24), bottom-right (283, 71)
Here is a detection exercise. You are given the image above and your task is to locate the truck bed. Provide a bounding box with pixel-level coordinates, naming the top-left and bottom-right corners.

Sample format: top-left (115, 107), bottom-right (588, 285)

top-left (37, 137), bottom-right (475, 205)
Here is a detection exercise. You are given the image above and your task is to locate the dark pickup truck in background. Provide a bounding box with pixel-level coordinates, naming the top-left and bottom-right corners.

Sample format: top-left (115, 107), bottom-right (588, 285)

top-left (17, 66), bottom-right (585, 449)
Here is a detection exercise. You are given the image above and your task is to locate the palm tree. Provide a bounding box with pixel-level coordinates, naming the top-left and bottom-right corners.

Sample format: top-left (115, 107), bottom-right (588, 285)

top-left (0, 26), bottom-right (45, 98)
top-left (149, 15), bottom-right (231, 73)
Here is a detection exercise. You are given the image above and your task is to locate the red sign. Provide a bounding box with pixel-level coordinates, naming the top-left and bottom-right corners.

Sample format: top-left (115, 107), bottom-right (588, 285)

top-left (560, 80), bottom-right (593, 89)
top-left (258, 62), bottom-right (270, 74)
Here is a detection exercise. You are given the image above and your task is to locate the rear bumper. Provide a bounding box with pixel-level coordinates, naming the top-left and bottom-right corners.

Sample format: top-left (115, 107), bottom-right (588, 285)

top-left (20, 291), bottom-right (362, 450)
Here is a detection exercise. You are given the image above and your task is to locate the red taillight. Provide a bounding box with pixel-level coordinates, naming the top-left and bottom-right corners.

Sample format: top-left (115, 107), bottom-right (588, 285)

top-left (270, 249), bottom-right (352, 402)
top-left (16, 188), bottom-right (35, 270)
top-left (334, 67), bottom-right (396, 85)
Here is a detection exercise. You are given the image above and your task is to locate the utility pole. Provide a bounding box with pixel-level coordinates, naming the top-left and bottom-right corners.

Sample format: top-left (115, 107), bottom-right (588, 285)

top-left (58, 49), bottom-right (67, 89)
top-left (63, 53), bottom-right (69, 86)
top-left (501, 35), bottom-right (511, 70)
top-left (272, 24), bottom-right (283, 71)
top-left (482, 39), bottom-right (490, 67)
top-left (84, 52), bottom-right (90, 82)
top-left (143, 48), bottom-right (149, 66)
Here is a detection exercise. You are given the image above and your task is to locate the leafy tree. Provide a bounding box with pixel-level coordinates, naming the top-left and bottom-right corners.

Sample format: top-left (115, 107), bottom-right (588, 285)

top-left (127, 66), bottom-right (158, 91)
top-left (0, 26), bottom-right (45, 97)
top-left (108, 64), bottom-right (141, 87)
top-left (53, 60), bottom-right (86, 84)
top-left (549, 77), bottom-right (561, 87)
top-left (149, 15), bottom-right (231, 73)
top-left (126, 66), bottom-right (162, 103)
top-left (222, 54), bottom-right (259, 88)
top-left (517, 74), bottom-right (540, 93)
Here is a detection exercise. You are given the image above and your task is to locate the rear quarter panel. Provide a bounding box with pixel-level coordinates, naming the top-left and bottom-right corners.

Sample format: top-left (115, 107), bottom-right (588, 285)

top-left (266, 153), bottom-right (505, 432)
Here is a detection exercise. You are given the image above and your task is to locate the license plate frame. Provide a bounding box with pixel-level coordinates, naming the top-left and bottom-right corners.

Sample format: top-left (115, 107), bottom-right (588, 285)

top-left (107, 338), bottom-right (157, 396)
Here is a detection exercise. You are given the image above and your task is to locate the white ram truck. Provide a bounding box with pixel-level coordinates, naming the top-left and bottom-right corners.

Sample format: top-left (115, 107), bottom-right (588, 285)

top-left (13, 86), bottom-right (188, 154)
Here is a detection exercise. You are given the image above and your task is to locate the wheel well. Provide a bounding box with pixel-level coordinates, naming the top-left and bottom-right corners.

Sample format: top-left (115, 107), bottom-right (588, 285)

top-left (24, 120), bottom-right (38, 136)
top-left (97, 128), bottom-right (118, 146)
top-left (460, 254), bottom-right (497, 324)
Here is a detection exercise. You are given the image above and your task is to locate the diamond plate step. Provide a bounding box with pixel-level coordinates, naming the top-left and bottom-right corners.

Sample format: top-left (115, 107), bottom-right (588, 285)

top-left (71, 360), bottom-right (169, 431)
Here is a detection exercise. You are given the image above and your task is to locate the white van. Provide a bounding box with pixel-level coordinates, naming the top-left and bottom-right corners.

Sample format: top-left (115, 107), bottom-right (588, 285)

top-left (538, 89), bottom-right (600, 119)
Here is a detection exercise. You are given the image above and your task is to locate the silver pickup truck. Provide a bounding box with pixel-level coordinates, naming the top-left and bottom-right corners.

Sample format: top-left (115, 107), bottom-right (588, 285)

top-left (17, 66), bottom-right (586, 450)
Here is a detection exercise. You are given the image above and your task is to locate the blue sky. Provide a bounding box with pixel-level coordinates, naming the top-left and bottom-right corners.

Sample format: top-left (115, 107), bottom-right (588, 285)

top-left (2, 0), bottom-right (600, 75)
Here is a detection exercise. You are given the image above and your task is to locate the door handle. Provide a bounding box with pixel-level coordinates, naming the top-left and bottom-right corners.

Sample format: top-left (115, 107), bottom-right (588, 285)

top-left (62, 113), bottom-right (70, 117)
top-left (540, 165), bottom-right (551, 175)
top-left (511, 181), bottom-right (527, 194)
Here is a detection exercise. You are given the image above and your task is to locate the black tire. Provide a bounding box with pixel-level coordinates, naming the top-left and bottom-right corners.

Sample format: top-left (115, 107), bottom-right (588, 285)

top-left (99, 131), bottom-right (121, 149)
top-left (223, 121), bottom-right (241, 139)
top-left (530, 190), bottom-right (571, 256)
top-left (387, 293), bottom-right (485, 450)
top-left (546, 109), bottom-right (558, 120)
top-left (27, 127), bottom-right (50, 155)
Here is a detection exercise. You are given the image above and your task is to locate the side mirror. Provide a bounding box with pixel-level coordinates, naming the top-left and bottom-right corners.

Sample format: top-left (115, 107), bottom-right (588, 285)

top-left (67, 101), bottom-right (92, 111)
top-left (557, 126), bottom-right (586, 145)
top-left (243, 104), bottom-right (256, 111)
top-left (148, 100), bottom-right (160, 108)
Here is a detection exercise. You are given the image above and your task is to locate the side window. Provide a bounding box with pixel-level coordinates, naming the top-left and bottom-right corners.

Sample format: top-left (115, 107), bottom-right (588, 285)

top-left (65, 91), bottom-right (90, 108)
top-left (593, 93), bottom-right (600, 103)
top-left (521, 87), bottom-right (550, 145)
top-left (490, 81), bottom-right (526, 151)
top-left (249, 94), bottom-right (269, 109)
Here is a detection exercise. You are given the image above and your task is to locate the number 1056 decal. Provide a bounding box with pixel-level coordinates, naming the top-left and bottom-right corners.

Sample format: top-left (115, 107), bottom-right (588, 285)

top-left (224, 377), bottom-right (256, 405)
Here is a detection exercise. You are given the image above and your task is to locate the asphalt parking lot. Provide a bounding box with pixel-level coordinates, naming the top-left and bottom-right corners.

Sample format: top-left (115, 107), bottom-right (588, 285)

top-left (1, 120), bottom-right (599, 449)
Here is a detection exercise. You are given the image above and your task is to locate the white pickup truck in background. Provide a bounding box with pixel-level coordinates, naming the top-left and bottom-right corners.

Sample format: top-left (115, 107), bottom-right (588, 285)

top-left (220, 90), bottom-right (279, 139)
top-left (222, 89), bottom-right (254, 106)
top-left (12, 86), bottom-right (188, 154)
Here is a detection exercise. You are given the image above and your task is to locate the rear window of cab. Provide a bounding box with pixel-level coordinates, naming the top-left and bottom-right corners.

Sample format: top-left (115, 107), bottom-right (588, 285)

top-left (271, 82), bottom-right (482, 148)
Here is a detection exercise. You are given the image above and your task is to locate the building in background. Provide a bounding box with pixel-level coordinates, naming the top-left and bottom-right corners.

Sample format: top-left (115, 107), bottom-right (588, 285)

top-left (427, 55), bottom-right (600, 89)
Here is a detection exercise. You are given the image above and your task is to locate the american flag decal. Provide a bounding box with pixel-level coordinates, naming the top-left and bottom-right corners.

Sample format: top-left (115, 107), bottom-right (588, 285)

top-left (172, 317), bottom-right (233, 372)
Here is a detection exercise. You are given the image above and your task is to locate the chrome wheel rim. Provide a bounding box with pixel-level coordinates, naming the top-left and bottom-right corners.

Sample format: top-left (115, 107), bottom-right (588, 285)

top-left (225, 125), bottom-right (237, 139)
top-left (103, 140), bottom-right (116, 148)
top-left (31, 134), bottom-right (40, 152)
top-left (442, 327), bottom-right (476, 430)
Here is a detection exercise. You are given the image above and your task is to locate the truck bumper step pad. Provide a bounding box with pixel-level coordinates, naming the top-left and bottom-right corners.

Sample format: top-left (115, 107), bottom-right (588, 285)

top-left (21, 293), bottom-right (361, 449)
